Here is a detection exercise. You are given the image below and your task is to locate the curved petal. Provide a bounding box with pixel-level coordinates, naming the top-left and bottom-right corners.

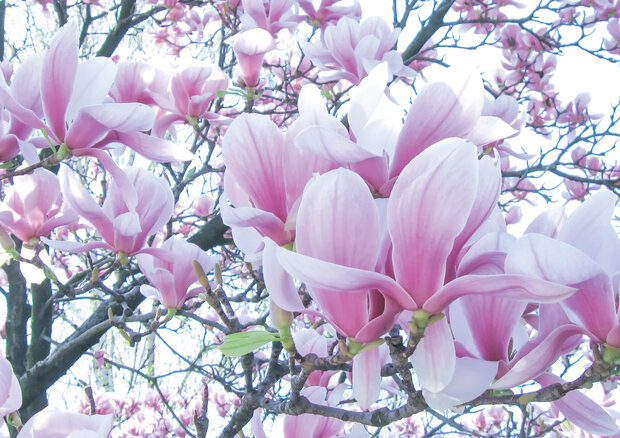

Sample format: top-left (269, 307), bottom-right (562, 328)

top-left (537, 373), bottom-right (619, 436)
top-left (275, 245), bottom-right (416, 310)
top-left (295, 168), bottom-right (379, 270)
top-left (41, 22), bottom-right (78, 140)
top-left (423, 357), bottom-right (498, 410)
top-left (222, 113), bottom-right (288, 221)
top-left (410, 317), bottom-right (456, 393)
top-left (425, 274), bottom-right (576, 314)
top-left (492, 325), bottom-right (586, 389)
top-left (390, 71), bottom-right (484, 177)
top-left (262, 238), bottom-right (304, 312)
top-left (388, 138), bottom-right (478, 305)
top-left (294, 126), bottom-right (378, 163)
top-left (352, 347), bottom-right (382, 410)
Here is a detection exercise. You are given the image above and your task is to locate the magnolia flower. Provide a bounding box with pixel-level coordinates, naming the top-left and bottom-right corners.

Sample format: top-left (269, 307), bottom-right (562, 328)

top-left (153, 65), bottom-right (230, 136)
top-left (221, 112), bottom-right (334, 261)
top-left (137, 236), bottom-right (216, 309)
top-left (301, 16), bottom-right (412, 84)
top-left (0, 169), bottom-right (77, 243)
top-left (231, 28), bottom-right (276, 88)
top-left (49, 166), bottom-right (174, 256)
top-left (240, 0), bottom-right (302, 35)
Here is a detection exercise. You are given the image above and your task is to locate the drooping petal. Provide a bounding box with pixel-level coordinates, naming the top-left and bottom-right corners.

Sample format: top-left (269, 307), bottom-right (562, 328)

top-left (492, 325), bottom-right (585, 389)
top-left (410, 317), bottom-right (456, 393)
top-left (388, 138), bottom-right (478, 305)
top-left (262, 238), bottom-right (305, 312)
top-left (275, 245), bottom-right (416, 310)
top-left (221, 204), bottom-right (290, 245)
top-left (352, 346), bottom-right (382, 410)
top-left (425, 274), bottom-right (576, 314)
top-left (537, 373), bottom-right (619, 436)
top-left (422, 357), bottom-right (498, 410)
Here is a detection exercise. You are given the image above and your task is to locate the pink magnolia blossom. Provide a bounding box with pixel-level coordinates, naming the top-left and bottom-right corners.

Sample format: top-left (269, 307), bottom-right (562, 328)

top-left (301, 16), bottom-right (412, 84)
top-left (240, 0), bottom-right (302, 35)
top-left (221, 112), bottom-right (334, 261)
top-left (137, 236), bottom-right (216, 309)
top-left (231, 28), bottom-right (276, 87)
top-left (268, 139), bottom-right (575, 396)
top-left (0, 353), bottom-right (21, 426)
top-left (16, 408), bottom-right (113, 438)
top-left (508, 191), bottom-right (620, 347)
top-left (0, 22), bottom-right (192, 172)
top-left (297, 0), bottom-right (362, 28)
top-left (0, 168), bottom-right (77, 243)
top-left (51, 166), bottom-right (174, 256)
top-left (153, 65), bottom-right (230, 137)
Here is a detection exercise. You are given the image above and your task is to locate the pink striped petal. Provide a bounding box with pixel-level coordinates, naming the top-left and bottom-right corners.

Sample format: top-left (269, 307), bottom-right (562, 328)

top-left (222, 114), bottom-right (288, 221)
top-left (390, 71), bottom-right (484, 177)
top-left (352, 347), bottom-right (382, 410)
top-left (492, 325), bottom-right (585, 389)
top-left (41, 22), bottom-right (78, 141)
top-left (275, 245), bottom-right (416, 310)
top-left (410, 317), bottom-right (456, 393)
top-left (425, 274), bottom-right (576, 314)
top-left (296, 169), bottom-right (379, 269)
top-left (388, 138), bottom-right (478, 305)
top-left (537, 373), bottom-right (619, 436)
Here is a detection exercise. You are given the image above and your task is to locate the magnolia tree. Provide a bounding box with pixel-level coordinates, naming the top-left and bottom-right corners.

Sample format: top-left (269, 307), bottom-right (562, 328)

top-left (0, 0), bottom-right (619, 437)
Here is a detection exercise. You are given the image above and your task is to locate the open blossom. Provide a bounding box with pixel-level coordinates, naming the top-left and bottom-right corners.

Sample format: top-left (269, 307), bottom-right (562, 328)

top-left (0, 21), bottom-right (192, 169)
top-left (240, 0), bottom-right (302, 35)
top-left (297, 0), bottom-right (361, 28)
top-left (137, 236), bottom-right (216, 309)
top-left (0, 169), bottom-right (77, 243)
top-left (153, 64), bottom-right (230, 136)
top-left (301, 16), bottom-right (412, 84)
top-left (51, 166), bottom-right (174, 256)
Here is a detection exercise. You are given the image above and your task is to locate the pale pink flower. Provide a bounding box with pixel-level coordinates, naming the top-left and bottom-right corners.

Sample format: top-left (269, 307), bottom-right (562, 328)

top-left (301, 16), bottom-right (411, 84)
top-left (0, 169), bottom-right (77, 243)
top-left (297, 0), bottom-right (362, 28)
top-left (240, 0), bottom-right (302, 35)
top-left (50, 166), bottom-right (174, 256)
top-left (137, 236), bottom-right (216, 309)
top-left (231, 28), bottom-right (276, 87)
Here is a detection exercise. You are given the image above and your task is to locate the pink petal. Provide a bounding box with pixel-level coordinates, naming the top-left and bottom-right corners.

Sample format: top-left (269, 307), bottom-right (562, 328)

top-left (352, 347), bottom-right (382, 410)
top-left (17, 409), bottom-right (113, 438)
top-left (422, 357), bottom-right (498, 410)
top-left (390, 71), bottom-right (484, 177)
top-left (537, 373), bottom-right (619, 436)
top-left (295, 169), bottom-right (379, 269)
top-left (410, 317), bottom-right (456, 393)
top-left (388, 138), bottom-right (478, 305)
top-left (294, 126), bottom-right (378, 163)
top-left (466, 115), bottom-right (518, 146)
top-left (262, 239), bottom-right (305, 312)
top-left (505, 234), bottom-right (617, 341)
top-left (492, 325), bottom-right (585, 389)
top-left (41, 22), bottom-right (79, 141)
top-left (275, 245), bottom-right (416, 310)
top-left (425, 274), bottom-right (576, 314)
top-left (221, 204), bottom-right (290, 245)
top-left (65, 58), bottom-right (117, 121)
top-left (113, 131), bottom-right (194, 162)
top-left (222, 114), bottom-right (288, 221)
